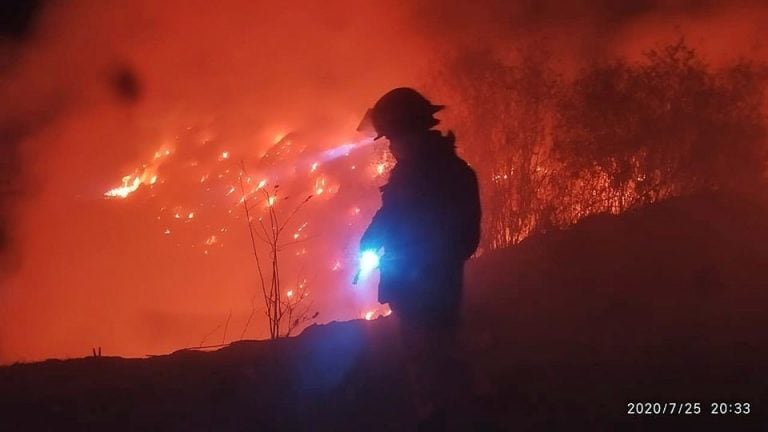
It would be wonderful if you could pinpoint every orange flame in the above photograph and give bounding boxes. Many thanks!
[104,146,173,199]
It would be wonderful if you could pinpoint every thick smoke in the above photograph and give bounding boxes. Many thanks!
[0,0,766,363]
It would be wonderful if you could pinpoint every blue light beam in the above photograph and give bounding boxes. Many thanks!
[352,249,380,285]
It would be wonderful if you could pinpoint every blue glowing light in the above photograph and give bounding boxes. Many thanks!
[352,249,381,285]
[359,250,380,277]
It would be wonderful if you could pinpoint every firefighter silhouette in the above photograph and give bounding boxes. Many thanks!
[359,88,481,429]
[360,87,481,329]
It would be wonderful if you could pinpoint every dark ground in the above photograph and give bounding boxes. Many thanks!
[2,192,768,431]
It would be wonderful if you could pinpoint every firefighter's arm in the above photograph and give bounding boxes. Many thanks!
[360,208,387,252]
[360,186,397,252]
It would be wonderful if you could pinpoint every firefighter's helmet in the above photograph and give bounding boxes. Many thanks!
[359,88,444,140]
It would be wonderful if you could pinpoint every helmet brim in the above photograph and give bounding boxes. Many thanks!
[368,104,445,141]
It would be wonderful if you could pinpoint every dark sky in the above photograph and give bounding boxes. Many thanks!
[0,0,44,40]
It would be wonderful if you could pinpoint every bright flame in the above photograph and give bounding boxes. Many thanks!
[104,146,173,199]
[273,132,287,144]
[105,175,143,199]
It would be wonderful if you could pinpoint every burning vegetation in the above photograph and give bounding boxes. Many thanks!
[439,40,767,250]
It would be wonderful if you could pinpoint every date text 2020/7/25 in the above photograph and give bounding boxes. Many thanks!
[627,402,751,415]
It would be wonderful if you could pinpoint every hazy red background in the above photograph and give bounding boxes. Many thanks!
[1,0,767,363]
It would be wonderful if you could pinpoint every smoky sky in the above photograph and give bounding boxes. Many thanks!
[0,0,46,285]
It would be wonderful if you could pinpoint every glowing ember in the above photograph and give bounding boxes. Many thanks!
[311,162,319,172]
[361,305,391,321]
[153,149,171,159]
[286,290,294,298]
[314,177,328,195]
[219,151,230,160]
[376,162,386,175]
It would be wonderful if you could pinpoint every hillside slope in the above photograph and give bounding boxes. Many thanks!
[2,193,768,431]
